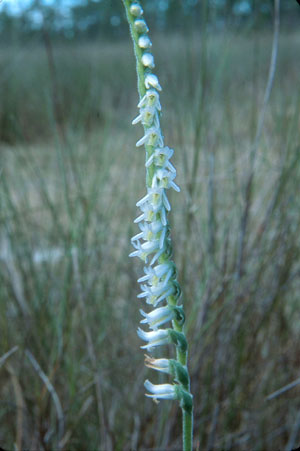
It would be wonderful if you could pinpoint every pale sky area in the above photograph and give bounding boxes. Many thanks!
[0,0,88,14]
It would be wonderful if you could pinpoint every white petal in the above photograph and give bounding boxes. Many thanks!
[131,232,143,241]
[144,355,170,373]
[146,392,176,400]
[136,193,150,207]
[160,208,167,226]
[134,213,145,223]
[159,227,166,249]
[136,134,149,147]
[132,114,142,125]
[163,192,171,211]
[145,154,154,167]
[170,181,180,192]
[145,74,162,91]
[144,380,175,395]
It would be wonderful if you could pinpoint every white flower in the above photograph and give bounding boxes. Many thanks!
[130,238,162,263]
[132,106,159,127]
[138,35,152,49]
[144,380,177,400]
[137,328,169,350]
[141,239,160,254]
[138,89,161,111]
[131,221,166,250]
[133,198,158,223]
[145,74,162,91]
[141,53,155,69]
[140,305,174,329]
[152,168,180,192]
[138,262,174,285]
[134,19,149,33]
[136,188,170,213]
[133,200,168,225]
[138,280,175,307]
[145,147,176,173]
[144,355,170,374]
[136,126,163,148]
[132,220,164,243]
[129,240,148,262]
[130,3,143,16]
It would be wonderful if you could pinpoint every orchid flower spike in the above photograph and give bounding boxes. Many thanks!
[123,1,193,449]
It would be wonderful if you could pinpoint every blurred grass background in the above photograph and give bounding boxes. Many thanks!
[1,2,300,449]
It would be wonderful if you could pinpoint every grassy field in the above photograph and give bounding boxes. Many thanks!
[1,27,300,450]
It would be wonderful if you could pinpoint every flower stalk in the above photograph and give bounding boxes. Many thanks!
[122,1,193,449]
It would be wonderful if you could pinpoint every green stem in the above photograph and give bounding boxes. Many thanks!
[183,410,193,451]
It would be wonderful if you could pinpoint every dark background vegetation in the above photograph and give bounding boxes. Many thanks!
[0,0,300,44]
[1,0,300,450]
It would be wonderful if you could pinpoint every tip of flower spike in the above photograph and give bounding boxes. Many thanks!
[130,3,143,17]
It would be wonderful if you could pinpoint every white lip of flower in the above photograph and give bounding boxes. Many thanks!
[144,380,177,400]
[137,328,170,350]
[132,106,159,127]
[138,89,161,111]
[144,355,170,374]
[140,305,174,329]
[130,3,143,16]
[136,188,170,213]
[141,53,155,69]
[134,19,149,33]
[146,147,176,173]
[136,126,163,148]
[145,74,162,91]
[138,35,152,49]
[152,168,180,192]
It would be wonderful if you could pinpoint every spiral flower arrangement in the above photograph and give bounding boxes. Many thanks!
[122,1,193,449]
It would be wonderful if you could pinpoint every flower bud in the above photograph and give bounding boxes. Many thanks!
[138,35,152,49]
[145,74,162,91]
[141,53,155,69]
[130,3,143,17]
[134,19,149,33]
